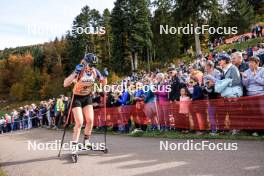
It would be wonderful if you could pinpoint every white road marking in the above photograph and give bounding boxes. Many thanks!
[243,165,260,170]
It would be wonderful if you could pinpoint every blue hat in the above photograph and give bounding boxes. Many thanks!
[218,53,230,62]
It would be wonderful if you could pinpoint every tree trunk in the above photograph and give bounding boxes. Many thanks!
[147,47,150,73]
[107,35,111,64]
[131,51,135,71]
[131,51,138,72]
[134,52,138,71]
[194,20,201,57]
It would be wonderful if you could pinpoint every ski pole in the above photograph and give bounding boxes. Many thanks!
[58,71,82,158]
[58,92,76,158]
[102,68,109,151]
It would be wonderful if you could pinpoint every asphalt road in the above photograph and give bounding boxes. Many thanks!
[0,128,263,176]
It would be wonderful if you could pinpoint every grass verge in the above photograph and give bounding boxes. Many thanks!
[215,37,263,52]
[0,167,7,176]
[127,130,264,140]
[92,128,264,140]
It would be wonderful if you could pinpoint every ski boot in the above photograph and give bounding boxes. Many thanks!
[71,141,79,163]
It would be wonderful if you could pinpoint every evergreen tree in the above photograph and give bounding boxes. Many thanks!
[174,0,217,56]
[152,0,181,62]
[224,0,256,33]
[128,0,152,71]
[111,0,152,73]
[65,5,94,75]
[99,9,113,68]
[110,0,131,74]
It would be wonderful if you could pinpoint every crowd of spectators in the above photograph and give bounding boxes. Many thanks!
[210,24,263,45]
[1,38,264,136]
[0,96,70,133]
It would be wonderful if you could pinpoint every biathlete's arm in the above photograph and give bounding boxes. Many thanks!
[64,72,77,88]
[64,64,84,88]
[93,68,107,85]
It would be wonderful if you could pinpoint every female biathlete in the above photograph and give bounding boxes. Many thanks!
[63,53,107,160]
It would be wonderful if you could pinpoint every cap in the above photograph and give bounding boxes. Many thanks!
[218,53,231,62]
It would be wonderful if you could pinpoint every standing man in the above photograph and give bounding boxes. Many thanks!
[168,66,186,101]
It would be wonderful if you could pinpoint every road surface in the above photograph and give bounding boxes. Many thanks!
[0,128,263,176]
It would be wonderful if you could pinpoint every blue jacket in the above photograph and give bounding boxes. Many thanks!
[192,85,204,101]
[143,86,155,103]
[117,91,130,105]
[242,67,264,96]
[215,78,243,98]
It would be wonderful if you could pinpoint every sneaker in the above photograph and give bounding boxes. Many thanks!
[195,131,204,135]
[231,129,240,136]
[181,130,189,134]
[210,132,218,136]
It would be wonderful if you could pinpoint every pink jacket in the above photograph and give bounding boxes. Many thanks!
[155,83,168,105]
[179,96,191,114]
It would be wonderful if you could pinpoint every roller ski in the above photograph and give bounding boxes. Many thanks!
[71,142,79,163]
[79,138,108,153]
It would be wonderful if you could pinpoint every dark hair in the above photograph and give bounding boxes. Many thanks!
[206,60,214,68]
[181,87,190,97]
[248,56,260,63]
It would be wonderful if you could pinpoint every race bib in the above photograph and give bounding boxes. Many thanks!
[73,71,95,95]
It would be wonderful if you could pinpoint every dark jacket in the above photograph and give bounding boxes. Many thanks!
[192,84,204,101]
[238,61,249,73]
[168,76,186,101]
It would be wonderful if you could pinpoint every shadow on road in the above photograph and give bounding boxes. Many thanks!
[0,156,60,167]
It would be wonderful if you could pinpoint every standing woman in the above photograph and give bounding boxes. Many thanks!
[63,53,107,153]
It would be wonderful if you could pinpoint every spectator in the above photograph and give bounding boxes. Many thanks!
[179,87,192,133]
[131,82,146,131]
[0,117,5,134]
[231,52,249,73]
[155,73,169,132]
[11,109,18,131]
[116,83,131,133]
[203,75,219,135]
[168,66,186,101]
[142,78,157,131]
[242,56,264,96]
[231,51,249,96]
[190,77,204,101]
[205,60,221,80]
[45,101,52,128]
[189,76,205,134]
[18,107,25,129]
[216,53,243,98]
[54,95,65,129]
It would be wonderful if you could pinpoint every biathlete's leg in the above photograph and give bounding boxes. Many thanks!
[71,107,84,153]
[83,105,94,147]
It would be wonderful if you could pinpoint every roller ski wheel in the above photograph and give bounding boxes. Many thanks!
[71,154,78,163]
